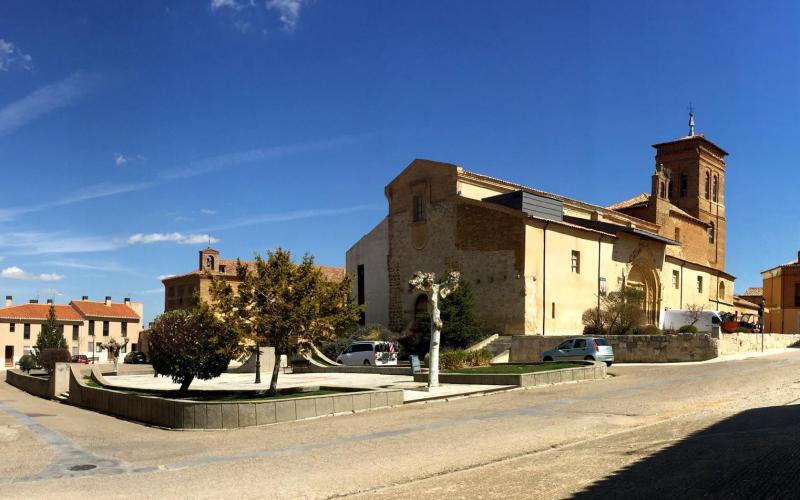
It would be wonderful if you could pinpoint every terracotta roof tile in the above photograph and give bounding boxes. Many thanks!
[69,301,140,320]
[0,304,83,322]
[607,193,649,211]
[741,287,763,297]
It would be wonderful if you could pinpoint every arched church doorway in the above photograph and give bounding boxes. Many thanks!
[627,263,660,325]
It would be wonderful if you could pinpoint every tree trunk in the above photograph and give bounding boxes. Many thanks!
[179,375,194,394]
[428,290,441,388]
[267,350,281,396]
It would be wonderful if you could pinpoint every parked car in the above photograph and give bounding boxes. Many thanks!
[659,309,722,333]
[541,337,614,367]
[124,351,147,364]
[71,354,89,364]
[336,341,398,366]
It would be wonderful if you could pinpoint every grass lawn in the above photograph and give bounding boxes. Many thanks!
[446,362,580,374]
[83,376,350,401]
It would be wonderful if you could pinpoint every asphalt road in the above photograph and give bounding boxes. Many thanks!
[2,350,800,499]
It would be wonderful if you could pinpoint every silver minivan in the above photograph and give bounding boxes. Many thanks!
[541,337,614,367]
[336,341,398,366]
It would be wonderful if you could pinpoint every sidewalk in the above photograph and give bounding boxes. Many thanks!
[614,347,799,367]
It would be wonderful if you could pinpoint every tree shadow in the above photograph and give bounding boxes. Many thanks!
[572,404,800,499]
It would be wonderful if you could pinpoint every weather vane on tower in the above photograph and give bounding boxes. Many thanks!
[688,102,695,136]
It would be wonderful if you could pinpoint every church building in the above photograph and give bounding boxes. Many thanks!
[347,117,735,335]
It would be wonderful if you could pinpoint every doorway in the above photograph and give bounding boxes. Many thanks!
[4,346,13,367]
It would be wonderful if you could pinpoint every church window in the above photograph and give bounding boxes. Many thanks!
[659,182,666,198]
[795,284,800,307]
[719,282,726,301]
[413,195,426,222]
[712,175,719,202]
[571,251,580,274]
[680,172,688,197]
[708,222,715,243]
[219,265,226,273]
[704,171,710,199]
[674,227,680,242]
[697,276,704,293]
[672,270,680,289]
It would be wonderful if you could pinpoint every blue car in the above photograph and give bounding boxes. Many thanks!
[541,337,614,367]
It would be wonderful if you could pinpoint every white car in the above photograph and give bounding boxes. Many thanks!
[336,341,398,366]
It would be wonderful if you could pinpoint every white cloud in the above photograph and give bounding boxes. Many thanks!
[0,232,123,255]
[127,233,219,246]
[44,259,130,274]
[266,0,305,31]
[0,181,153,222]
[0,39,32,72]
[0,72,102,136]
[0,266,63,281]
[211,0,241,10]
[157,274,176,281]
[38,288,64,297]
[197,205,381,233]
[115,153,128,166]
[199,208,217,215]
[0,133,370,222]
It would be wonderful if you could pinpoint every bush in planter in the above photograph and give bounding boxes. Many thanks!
[627,325,663,335]
[678,324,699,333]
[18,354,37,373]
[39,348,71,373]
[439,348,492,370]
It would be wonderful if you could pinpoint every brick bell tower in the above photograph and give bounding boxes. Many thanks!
[651,109,728,270]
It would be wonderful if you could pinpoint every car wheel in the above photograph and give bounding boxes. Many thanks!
[584,356,595,361]
[543,356,553,362]
[606,361,613,367]
[363,360,371,366]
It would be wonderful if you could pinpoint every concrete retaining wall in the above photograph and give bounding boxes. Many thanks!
[413,363,606,386]
[6,369,51,398]
[307,364,414,376]
[510,333,800,363]
[66,365,403,429]
[6,362,72,399]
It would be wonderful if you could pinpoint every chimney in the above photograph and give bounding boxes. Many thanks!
[82,295,89,301]
[4,296,11,307]
[29,299,38,304]
[105,296,112,306]
[46,299,53,304]
[124,297,131,306]
[797,250,800,263]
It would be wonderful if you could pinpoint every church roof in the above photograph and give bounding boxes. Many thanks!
[652,134,729,156]
[740,287,763,297]
[607,193,709,226]
[163,260,345,283]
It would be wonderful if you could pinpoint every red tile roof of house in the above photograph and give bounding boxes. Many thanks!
[0,304,83,322]
[69,301,141,320]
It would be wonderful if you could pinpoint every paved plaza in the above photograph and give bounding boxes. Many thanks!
[2,349,800,498]
[106,371,510,402]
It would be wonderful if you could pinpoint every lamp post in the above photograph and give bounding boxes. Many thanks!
[254,341,261,384]
[760,298,766,352]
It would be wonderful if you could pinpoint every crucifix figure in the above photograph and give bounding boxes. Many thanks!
[100,338,129,373]
[409,271,460,388]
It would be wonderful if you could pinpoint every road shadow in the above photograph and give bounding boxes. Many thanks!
[572,404,800,499]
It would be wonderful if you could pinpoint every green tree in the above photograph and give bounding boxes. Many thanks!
[34,305,67,371]
[208,248,361,396]
[148,304,241,393]
[439,279,487,349]
[581,287,646,336]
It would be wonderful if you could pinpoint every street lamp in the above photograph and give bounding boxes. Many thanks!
[760,298,766,352]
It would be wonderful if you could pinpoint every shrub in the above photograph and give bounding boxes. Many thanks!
[627,325,663,336]
[149,305,240,393]
[39,348,70,373]
[439,348,492,370]
[18,354,37,373]
[583,323,605,336]
[439,280,488,349]
[678,324,699,333]
[581,288,646,336]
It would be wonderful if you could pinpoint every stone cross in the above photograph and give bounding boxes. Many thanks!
[409,271,460,388]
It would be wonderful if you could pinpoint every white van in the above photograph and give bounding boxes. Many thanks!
[659,309,722,333]
[336,341,398,366]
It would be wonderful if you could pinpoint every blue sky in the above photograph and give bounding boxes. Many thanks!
[0,1,798,322]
